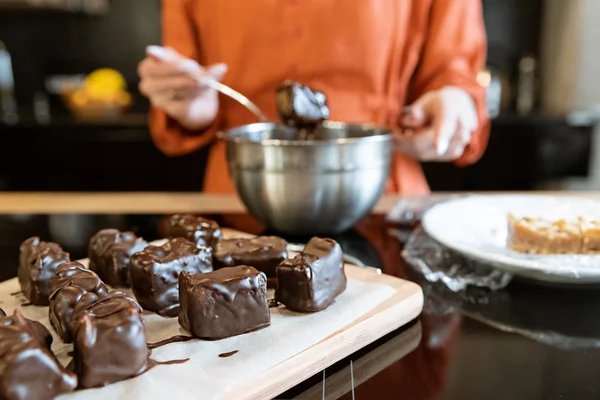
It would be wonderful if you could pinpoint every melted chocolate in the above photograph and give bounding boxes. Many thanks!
[218,350,239,358]
[147,335,195,350]
[48,262,109,343]
[18,237,70,306]
[179,266,271,340]
[70,292,148,389]
[145,358,190,371]
[167,214,223,249]
[275,237,347,312]
[276,80,329,132]
[130,238,213,317]
[88,229,148,288]
[213,236,287,286]
[0,310,77,400]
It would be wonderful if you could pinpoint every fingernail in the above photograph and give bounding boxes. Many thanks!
[146,45,168,60]
[209,63,228,79]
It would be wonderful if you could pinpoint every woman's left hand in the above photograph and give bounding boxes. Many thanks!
[395,87,478,161]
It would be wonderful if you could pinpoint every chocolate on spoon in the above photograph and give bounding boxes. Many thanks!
[276,80,330,137]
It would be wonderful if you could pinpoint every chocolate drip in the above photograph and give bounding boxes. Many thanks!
[147,335,195,350]
[218,350,239,358]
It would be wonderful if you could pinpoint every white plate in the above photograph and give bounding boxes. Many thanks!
[422,195,600,284]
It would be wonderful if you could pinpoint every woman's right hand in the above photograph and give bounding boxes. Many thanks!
[138,46,228,130]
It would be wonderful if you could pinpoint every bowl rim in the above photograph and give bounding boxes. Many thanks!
[217,121,394,146]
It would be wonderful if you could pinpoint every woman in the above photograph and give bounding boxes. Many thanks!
[138,0,489,195]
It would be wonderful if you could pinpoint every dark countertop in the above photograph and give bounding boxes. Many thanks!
[1,211,599,399]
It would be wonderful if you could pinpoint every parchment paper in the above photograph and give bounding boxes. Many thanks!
[0,269,394,399]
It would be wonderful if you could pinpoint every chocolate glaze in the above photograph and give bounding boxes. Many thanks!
[88,229,148,288]
[167,214,223,249]
[146,358,190,369]
[147,335,195,350]
[179,266,271,340]
[48,262,109,343]
[0,308,4,317]
[213,236,287,286]
[0,310,77,400]
[18,237,70,306]
[70,292,148,389]
[275,237,347,312]
[218,350,239,358]
[130,238,213,317]
[0,309,53,349]
[276,80,329,131]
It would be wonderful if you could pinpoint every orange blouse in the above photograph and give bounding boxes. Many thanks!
[150,0,489,195]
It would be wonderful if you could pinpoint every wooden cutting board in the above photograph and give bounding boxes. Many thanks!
[216,229,424,399]
[0,230,423,400]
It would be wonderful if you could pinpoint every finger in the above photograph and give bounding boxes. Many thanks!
[432,107,458,156]
[439,130,468,160]
[139,75,198,97]
[400,105,427,129]
[394,129,438,160]
[139,57,198,79]
[146,45,178,63]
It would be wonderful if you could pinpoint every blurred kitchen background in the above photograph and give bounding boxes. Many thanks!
[0,0,598,192]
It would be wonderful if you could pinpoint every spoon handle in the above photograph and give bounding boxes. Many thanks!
[193,73,270,122]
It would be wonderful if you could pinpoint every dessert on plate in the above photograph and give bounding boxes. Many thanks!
[507,214,600,255]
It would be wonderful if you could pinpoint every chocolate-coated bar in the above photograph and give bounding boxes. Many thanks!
[0,310,77,400]
[48,262,109,342]
[18,237,70,305]
[0,309,53,349]
[130,238,213,317]
[88,229,148,287]
[70,292,148,389]
[213,236,287,286]
[275,237,346,312]
[167,214,223,249]
[179,266,270,339]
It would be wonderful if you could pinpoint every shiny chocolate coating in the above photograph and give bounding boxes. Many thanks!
[18,237,70,305]
[0,310,77,400]
[179,266,270,339]
[213,236,287,285]
[0,309,53,349]
[88,229,147,287]
[130,238,213,317]
[48,262,109,342]
[276,80,329,131]
[275,237,347,312]
[167,214,223,249]
[70,292,148,389]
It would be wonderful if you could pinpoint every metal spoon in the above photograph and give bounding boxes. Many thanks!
[193,74,270,122]
[146,45,270,122]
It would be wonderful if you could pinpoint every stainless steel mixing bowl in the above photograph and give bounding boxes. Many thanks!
[219,121,393,235]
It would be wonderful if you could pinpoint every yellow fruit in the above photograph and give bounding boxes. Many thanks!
[85,68,126,93]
